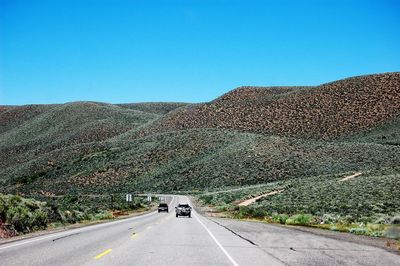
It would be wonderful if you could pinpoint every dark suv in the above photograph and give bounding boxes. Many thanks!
[158,203,169,213]
[175,204,191,218]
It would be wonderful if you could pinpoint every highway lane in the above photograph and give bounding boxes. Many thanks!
[88,196,280,266]
[0,195,278,265]
[0,195,398,266]
[0,196,177,266]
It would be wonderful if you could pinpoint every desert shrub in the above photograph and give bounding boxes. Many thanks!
[366,223,385,232]
[0,194,48,233]
[45,201,63,223]
[235,206,268,218]
[390,216,400,224]
[321,213,341,224]
[29,209,48,231]
[329,225,339,231]
[215,204,228,212]
[6,205,30,232]
[236,206,251,219]
[199,195,214,205]
[372,215,392,224]
[251,208,268,218]
[369,231,384,237]
[342,215,356,224]
[7,195,22,206]
[94,211,113,220]
[74,210,87,221]
[365,223,386,237]
[285,214,312,225]
[60,209,99,224]
[272,213,289,224]
[0,196,5,221]
[348,227,368,235]
[60,210,81,224]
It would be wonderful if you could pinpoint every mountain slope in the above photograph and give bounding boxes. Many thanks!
[0,72,399,197]
[0,104,56,134]
[117,102,188,114]
[0,102,183,171]
[2,128,399,195]
[141,72,400,139]
[340,117,400,145]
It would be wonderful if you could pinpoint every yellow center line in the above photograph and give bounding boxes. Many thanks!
[94,248,112,260]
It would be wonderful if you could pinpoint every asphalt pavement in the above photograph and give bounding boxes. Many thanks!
[0,195,398,266]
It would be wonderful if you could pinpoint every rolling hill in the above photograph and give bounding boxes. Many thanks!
[0,72,399,224]
[141,72,400,140]
[0,102,157,170]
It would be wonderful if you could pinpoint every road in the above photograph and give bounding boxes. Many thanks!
[0,195,398,266]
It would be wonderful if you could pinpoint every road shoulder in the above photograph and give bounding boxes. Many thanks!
[0,207,156,246]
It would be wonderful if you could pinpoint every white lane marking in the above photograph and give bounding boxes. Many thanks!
[168,195,176,209]
[189,198,239,266]
[0,195,175,251]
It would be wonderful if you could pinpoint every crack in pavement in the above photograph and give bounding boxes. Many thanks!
[208,218,258,246]
[261,246,385,252]
[208,218,292,265]
[52,232,81,242]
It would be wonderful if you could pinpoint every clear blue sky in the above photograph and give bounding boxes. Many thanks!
[1,0,399,105]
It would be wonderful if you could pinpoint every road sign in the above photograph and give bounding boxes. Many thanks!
[126,194,132,202]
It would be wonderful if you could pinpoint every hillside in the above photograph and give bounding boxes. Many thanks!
[2,128,400,194]
[0,102,184,173]
[0,73,399,226]
[340,117,400,145]
[198,172,400,222]
[117,102,188,114]
[141,72,400,139]
[0,104,56,134]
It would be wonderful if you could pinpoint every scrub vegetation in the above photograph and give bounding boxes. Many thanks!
[196,173,400,239]
[0,194,48,237]
[0,193,155,237]
[141,72,400,139]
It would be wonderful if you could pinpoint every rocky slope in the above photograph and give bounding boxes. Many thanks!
[142,73,400,139]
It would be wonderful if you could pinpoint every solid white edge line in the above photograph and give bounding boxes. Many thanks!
[185,194,239,266]
[194,213,239,266]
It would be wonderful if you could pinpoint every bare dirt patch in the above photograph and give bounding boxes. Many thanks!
[339,172,362,182]
[238,189,285,206]
[0,224,15,238]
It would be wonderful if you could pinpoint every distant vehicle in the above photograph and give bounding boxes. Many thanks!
[175,203,192,218]
[158,203,169,213]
